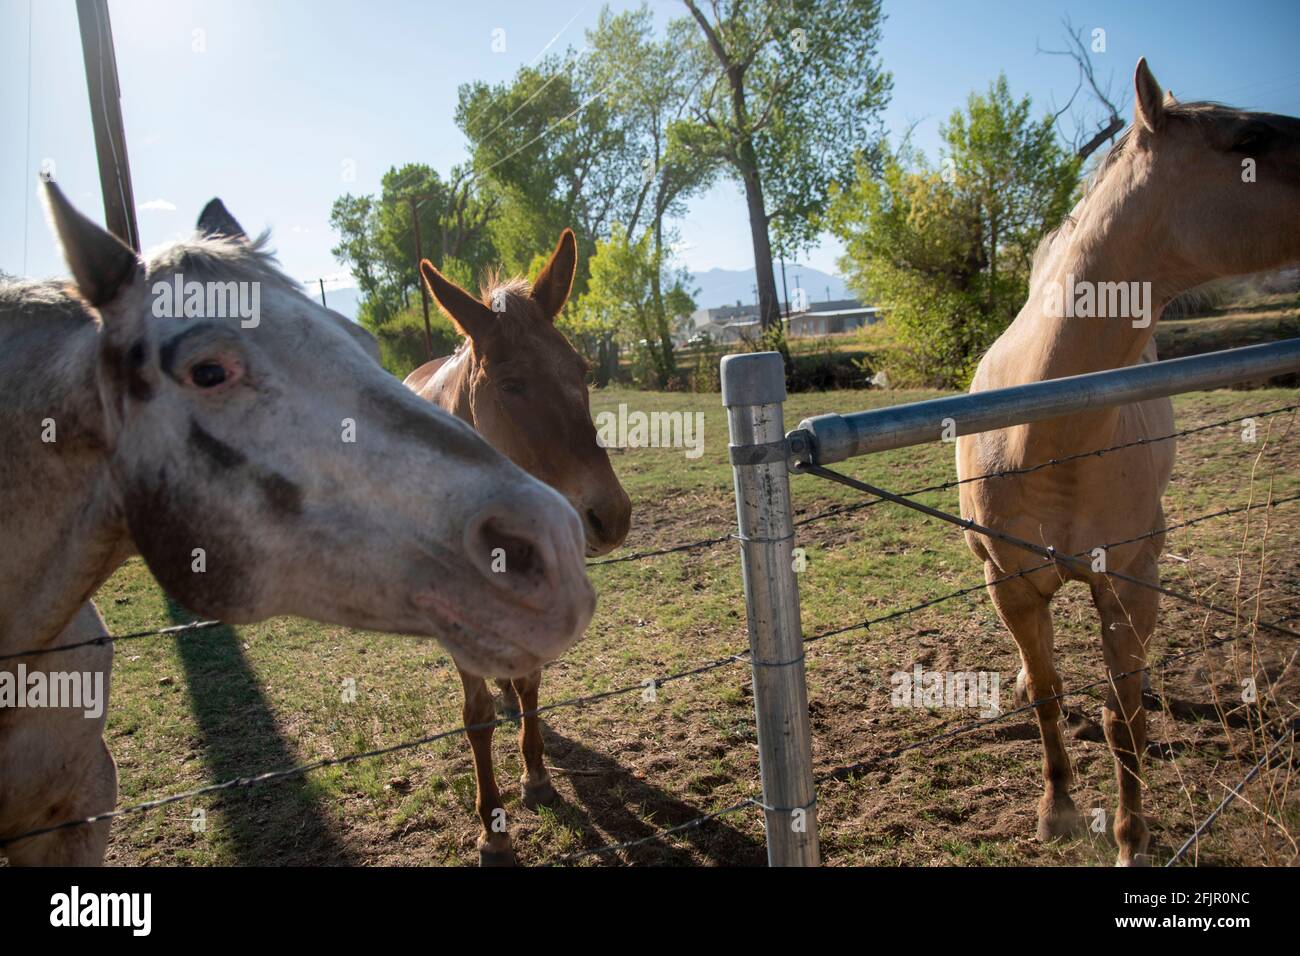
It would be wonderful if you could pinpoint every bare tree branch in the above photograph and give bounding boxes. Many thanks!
[1037,15,1128,159]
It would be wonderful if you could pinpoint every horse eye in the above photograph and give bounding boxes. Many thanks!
[1231,127,1271,153]
[190,362,228,388]
[499,379,526,395]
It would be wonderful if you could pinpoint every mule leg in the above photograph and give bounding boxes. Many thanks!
[457,668,514,866]
[513,669,555,808]
[986,565,1079,840]
[1090,571,1156,867]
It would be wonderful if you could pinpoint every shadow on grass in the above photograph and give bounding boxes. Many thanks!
[536,725,767,866]
[165,599,357,865]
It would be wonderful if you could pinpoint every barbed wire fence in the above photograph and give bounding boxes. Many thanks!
[2,399,1295,865]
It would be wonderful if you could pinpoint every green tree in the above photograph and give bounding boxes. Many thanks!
[586,6,716,383]
[676,0,892,332]
[330,162,497,330]
[568,224,695,388]
[456,53,636,287]
[829,74,1080,388]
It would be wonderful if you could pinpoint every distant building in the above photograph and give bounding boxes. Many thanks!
[682,296,880,345]
[786,301,881,337]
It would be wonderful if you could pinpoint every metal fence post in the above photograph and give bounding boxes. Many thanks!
[721,351,820,866]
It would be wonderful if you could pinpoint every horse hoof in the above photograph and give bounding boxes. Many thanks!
[1063,709,1106,742]
[1014,670,1029,708]
[478,846,517,867]
[1036,803,1082,842]
[522,779,558,809]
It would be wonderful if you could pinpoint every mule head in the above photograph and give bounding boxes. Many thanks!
[1119,57,1300,280]
[42,182,594,679]
[419,230,631,556]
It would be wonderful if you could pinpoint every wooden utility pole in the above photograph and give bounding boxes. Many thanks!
[408,195,433,361]
[76,0,139,252]
[779,255,791,320]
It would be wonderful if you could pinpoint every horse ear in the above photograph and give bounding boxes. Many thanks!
[530,228,577,321]
[43,179,158,411]
[420,259,494,341]
[42,179,144,313]
[1134,57,1165,134]
[197,198,248,242]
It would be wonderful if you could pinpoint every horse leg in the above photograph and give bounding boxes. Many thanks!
[4,736,116,866]
[1090,571,1156,866]
[3,605,117,866]
[495,678,521,719]
[457,668,514,867]
[987,565,1079,840]
[513,669,556,808]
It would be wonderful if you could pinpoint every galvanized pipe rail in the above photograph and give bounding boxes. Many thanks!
[790,337,1300,466]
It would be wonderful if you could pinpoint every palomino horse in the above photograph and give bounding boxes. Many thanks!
[0,184,595,865]
[406,230,631,865]
[958,59,1300,865]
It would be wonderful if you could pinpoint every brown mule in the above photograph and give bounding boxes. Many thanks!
[406,230,632,865]
[958,59,1300,865]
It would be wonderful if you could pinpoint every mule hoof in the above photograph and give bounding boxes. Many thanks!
[478,846,517,867]
[522,779,558,809]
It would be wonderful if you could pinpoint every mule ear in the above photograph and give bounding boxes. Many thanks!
[1134,57,1165,134]
[197,198,248,242]
[42,179,143,309]
[530,228,577,320]
[420,259,494,340]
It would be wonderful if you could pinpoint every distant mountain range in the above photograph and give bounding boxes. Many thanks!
[317,263,853,322]
[316,284,362,321]
[689,264,850,310]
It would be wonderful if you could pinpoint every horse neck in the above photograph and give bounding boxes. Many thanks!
[1008,162,1206,383]
[980,162,1214,459]
[0,306,131,651]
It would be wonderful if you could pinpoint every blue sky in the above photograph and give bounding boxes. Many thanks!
[4,0,1300,292]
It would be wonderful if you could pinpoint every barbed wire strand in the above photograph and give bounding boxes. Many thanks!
[1165,718,1299,867]
[0,648,751,849]
[815,624,1277,786]
[0,618,223,665]
[587,404,1297,569]
[797,463,1300,641]
[804,493,1299,647]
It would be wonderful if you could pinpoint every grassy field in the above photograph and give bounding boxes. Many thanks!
[86,381,1300,867]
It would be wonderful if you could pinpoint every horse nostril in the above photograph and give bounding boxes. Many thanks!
[479,518,544,583]
[586,508,605,538]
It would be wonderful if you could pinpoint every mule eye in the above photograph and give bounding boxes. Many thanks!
[189,362,227,388]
